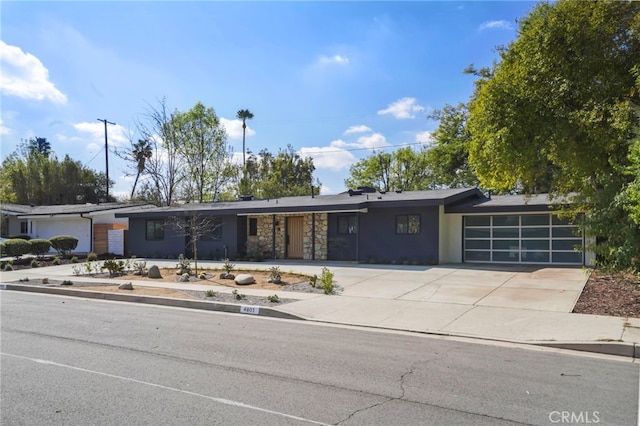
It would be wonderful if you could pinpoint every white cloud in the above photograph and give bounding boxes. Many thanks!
[0,41,67,104]
[479,20,514,31]
[319,184,334,195]
[344,125,372,135]
[377,97,426,119]
[221,117,255,140]
[298,141,357,171]
[0,119,10,135]
[318,54,349,65]
[73,121,129,148]
[415,130,433,144]
[356,133,389,149]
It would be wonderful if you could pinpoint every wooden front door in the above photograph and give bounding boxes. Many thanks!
[286,216,304,258]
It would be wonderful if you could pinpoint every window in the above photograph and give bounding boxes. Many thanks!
[396,215,420,234]
[249,218,258,236]
[146,219,164,240]
[20,221,28,234]
[338,215,358,234]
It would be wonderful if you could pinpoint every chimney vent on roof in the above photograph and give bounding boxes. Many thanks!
[240,195,253,201]
[348,189,363,196]
[356,186,376,193]
[395,190,403,194]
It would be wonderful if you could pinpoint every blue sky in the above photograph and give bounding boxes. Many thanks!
[0,1,536,200]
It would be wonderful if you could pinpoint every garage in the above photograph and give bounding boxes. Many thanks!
[463,213,583,265]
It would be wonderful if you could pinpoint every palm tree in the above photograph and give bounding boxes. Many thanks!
[130,139,152,200]
[236,109,254,167]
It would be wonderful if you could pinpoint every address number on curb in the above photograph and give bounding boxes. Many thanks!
[240,305,260,315]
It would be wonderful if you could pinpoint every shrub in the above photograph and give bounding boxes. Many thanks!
[52,257,60,265]
[223,258,235,275]
[49,235,78,257]
[28,239,51,259]
[102,259,125,277]
[30,259,38,268]
[87,252,98,261]
[320,267,335,294]
[0,242,4,257]
[71,256,79,263]
[269,266,282,283]
[267,294,280,303]
[205,289,216,297]
[132,260,147,276]
[176,254,191,275]
[309,274,318,288]
[232,289,245,300]
[198,272,207,279]
[4,239,32,259]
[61,280,73,286]
[4,264,13,271]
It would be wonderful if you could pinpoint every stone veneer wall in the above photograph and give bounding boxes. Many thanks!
[247,213,327,260]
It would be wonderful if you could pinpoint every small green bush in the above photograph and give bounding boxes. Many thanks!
[61,280,73,286]
[103,259,125,277]
[4,239,32,259]
[309,274,318,288]
[49,235,78,256]
[205,289,216,297]
[0,242,4,257]
[223,258,235,274]
[232,289,245,300]
[267,294,280,303]
[52,257,60,265]
[87,252,98,261]
[268,266,282,283]
[30,259,39,268]
[4,264,13,271]
[320,267,335,294]
[29,239,51,259]
[71,256,79,263]
[198,272,207,279]
[176,254,191,275]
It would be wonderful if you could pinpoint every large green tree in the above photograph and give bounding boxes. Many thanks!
[174,102,234,203]
[467,0,640,269]
[425,103,479,188]
[345,147,434,192]
[241,145,318,198]
[0,141,113,204]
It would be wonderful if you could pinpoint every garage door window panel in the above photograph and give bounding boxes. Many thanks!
[493,227,518,238]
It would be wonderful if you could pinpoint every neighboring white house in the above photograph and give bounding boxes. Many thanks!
[1,203,156,254]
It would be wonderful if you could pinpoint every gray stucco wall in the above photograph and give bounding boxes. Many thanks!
[328,206,440,264]
[127,215,239,259]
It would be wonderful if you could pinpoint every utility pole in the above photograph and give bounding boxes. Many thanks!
[97,118,115,201]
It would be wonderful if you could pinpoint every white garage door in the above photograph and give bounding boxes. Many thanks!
[463,214,583,265]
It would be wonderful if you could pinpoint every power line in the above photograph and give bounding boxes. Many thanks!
[299,141,427,155]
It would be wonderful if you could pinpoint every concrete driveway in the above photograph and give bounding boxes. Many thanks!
[336,264,588,313]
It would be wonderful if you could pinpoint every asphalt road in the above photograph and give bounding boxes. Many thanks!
[1,291,637,425]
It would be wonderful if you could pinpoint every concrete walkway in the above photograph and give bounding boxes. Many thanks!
[2,259,639,357]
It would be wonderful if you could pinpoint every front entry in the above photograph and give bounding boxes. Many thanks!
[286,216,304,258]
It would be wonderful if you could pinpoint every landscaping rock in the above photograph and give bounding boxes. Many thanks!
[235,274,255,285]
[118,282,134,290]
[179,274,190,282]
[148,265,162,279]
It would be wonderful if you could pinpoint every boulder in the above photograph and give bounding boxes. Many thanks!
[118,282,134,290]
[148,265,162,279]
[235,274,255,285]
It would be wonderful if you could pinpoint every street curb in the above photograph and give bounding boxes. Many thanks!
[3,284,637,359]
[0,284,303,321]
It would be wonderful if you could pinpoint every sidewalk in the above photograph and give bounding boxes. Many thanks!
[2,260,638,358]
